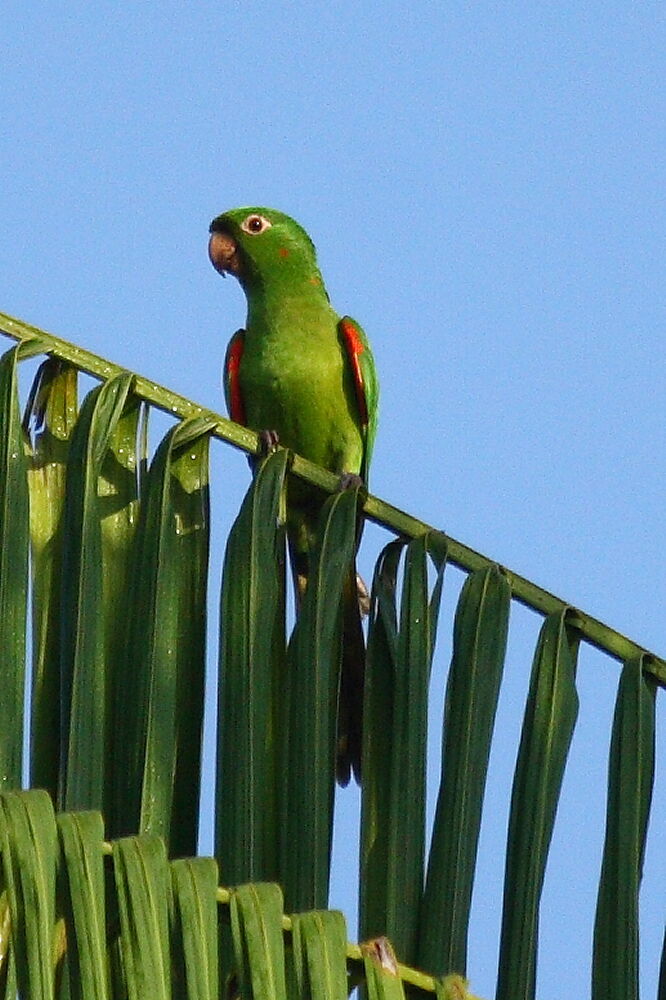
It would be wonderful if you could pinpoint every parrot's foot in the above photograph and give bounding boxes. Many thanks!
[337,471,364,491]
[356,573,370,617]
[295,572,307,603]
[258,429,280,454]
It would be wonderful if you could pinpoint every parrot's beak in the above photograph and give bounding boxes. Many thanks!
[208,219,241,277]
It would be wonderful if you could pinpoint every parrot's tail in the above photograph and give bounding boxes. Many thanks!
[287,519,367,786]
[336,566,366,786]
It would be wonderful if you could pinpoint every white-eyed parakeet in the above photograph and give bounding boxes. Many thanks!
[208,207,379,783]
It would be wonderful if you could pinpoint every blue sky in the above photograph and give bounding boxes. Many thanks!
[2,2,664,995]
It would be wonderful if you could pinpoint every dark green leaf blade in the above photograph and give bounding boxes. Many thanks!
[166,422,213,856]
[288,909,349,1000]
[57,810,110,1000]
[0,342,41,790]
[360,533,446,965]
[60,373,136,814]
[496,610,579,1000]
[280,487,360,912]
[592,656,655,1000]
[216,450,288,885]
[0,789,58,1000]
[359,539,402,945]
[361,937,405,1000]
[0,885,16,999]
[131,416,215,854]
[112,835,171,1000]
[26,359,79,798]
[171,857,219,1000]
[100,395,142,836]
[229,883,287,1000]
[658,926,666,1000]
[419,564,510,976]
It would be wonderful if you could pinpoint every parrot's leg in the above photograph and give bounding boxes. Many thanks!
[247,429,281,473]
[335,472,369,616]
[338,566,365,785]
[258,429,281,453]
[356,573,370,617]
[337,471,364,491]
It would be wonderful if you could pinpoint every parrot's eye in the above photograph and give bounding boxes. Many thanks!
[241,214,272,235]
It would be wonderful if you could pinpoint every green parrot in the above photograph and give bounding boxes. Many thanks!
[208,206,379,784]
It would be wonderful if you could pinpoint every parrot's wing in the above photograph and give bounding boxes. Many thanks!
[223,328,247,425]
[339,316,379,484]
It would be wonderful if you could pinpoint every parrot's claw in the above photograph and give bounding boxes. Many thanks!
[337,471,364,491]
[258,429,280,454]
[356,573,371,617]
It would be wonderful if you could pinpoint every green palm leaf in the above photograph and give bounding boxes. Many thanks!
[280,486,361,912]
[360,532,446,964]
[0,316,663,998]
[288,909,349,1000]
[60,373,137,813]
[0,340,47,790]
[112,834,172,1000]
[129,415,214,853]
[496,609,579,1000]
[171,857,219,1000]
[0,789,57,999]
[217,450,288,886]
[26,359,79,797]
[420,564,511,976]
[57,810,110,1000]
[592,656,655,1000]
[230,882,288,1000]
[362,937,405,1000]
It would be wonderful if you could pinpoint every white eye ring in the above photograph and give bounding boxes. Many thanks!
[241,214,272,235]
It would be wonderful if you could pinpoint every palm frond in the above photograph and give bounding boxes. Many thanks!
[495,610,579,999]
[0,311,663,998]
[217,449,288,886]
[0,340,45,791]
[592,656,655,1000]
[360,533,446,964]
[281,486,361,912]
[27,359,79,797]
[420,564,511,976]
[0,791,485,1000]
[131,415,214,855]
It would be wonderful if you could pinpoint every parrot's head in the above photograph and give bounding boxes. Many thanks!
[208,207,325,294]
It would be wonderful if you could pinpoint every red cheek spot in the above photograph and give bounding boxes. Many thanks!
[278,247,289,258]
[309,276,320,285]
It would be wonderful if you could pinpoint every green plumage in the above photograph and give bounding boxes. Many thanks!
[209,206,379,782]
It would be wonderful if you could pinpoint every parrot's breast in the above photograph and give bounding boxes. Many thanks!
[240,310,364,476]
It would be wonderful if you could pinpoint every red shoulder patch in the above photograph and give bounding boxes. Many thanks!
[340,318,369,426]
[226,334,246,425]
